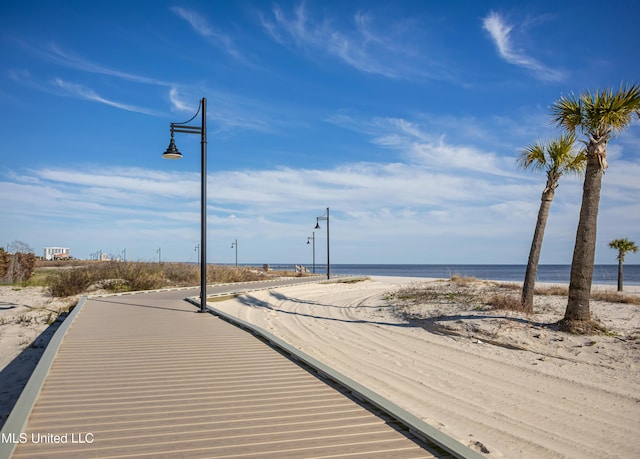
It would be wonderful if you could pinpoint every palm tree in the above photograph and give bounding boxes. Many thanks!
[608,238,638,292]
[551,84,640,329]
[518,133,584,313]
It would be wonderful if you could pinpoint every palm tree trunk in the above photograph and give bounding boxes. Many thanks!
[617,259,624,292]
[522,190,554,313]
[565,146,605,322]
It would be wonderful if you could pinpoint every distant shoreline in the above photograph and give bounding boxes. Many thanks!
[249,263,640,286]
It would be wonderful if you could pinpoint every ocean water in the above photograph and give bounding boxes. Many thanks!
[288,264,640,286]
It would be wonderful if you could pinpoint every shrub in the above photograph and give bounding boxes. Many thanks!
[392,281,481,307]
[114,262,165,291]
[207,265,267,283]
[16,252,36,282]
[162,262,200,284]
[0,251,36,284]
[450,273,478,287]
[0,248,9,279]
[487,293,529,312]
[591,291,640,305]
[45,261,271,297]
[534,285,568,296]
[47,267,94,297]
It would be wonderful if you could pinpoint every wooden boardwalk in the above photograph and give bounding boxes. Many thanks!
[3,288,457,458]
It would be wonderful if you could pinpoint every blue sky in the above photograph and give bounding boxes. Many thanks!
[1,0,639,265]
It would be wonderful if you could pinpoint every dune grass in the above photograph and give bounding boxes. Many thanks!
[44,261,272,297]
[392,275,640,315]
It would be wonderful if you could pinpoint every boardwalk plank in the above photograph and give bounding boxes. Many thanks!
[10,291,439,458]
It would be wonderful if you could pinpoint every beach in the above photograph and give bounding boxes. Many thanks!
[0,286,74,429]
[1,277,639,458]
[212,276,640,458]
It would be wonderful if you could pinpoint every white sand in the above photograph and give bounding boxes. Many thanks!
[2,279,639,458]
[0,286,74,428]
[212,276,640,459]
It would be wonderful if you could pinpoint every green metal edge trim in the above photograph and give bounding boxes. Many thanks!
[194,298,485,459]
[0,296,88,459]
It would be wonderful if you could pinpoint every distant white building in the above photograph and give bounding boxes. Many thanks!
[43,247,70,260]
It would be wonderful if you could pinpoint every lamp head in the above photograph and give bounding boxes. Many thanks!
[307,240,310,245]
[162,136,182,160]
[314,222,321,229]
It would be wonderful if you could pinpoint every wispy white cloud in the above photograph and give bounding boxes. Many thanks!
[5,128,639,264]
[19,40,275,125]
[263,2,398,76]
[0,135,580,262]
[4,159,530,231]
[482,11,565,81]
[30,42,171,87]
[171,7,244,61]
[167,86,275,133]
[171,7,216,36]
[168,86,193,112]
[260,2,448,80]
[328,114,519,177]
[12,41,172,114]
[51,79,160,115]
[32,167,197,200]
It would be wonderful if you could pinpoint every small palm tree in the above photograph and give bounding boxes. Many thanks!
[608,238,638,291]
[518,133,584,312]
[551,83,640,330]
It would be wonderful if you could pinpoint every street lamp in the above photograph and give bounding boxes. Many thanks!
[314,207,330,279]
[306,232,315,274]
[231,239,238,268]
[163,97,208,313]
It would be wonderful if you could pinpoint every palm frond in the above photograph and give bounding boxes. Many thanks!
[607,83,640,135]
[517,142,547,172]
[550,93,582,132]
[549,132,584,175]
[518,132,583,176]
[562,150,587,175]
[609,238,639,252]
[609,238,639,261]
[572,83,640,139]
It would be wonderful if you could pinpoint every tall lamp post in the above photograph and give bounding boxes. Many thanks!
[314,207,330,279]
[306,232,315,274]
[162,97,208,313]
[231,239,238,268]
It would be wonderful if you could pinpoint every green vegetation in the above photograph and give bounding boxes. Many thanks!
[390,274,640,323]
[552,84,640,328]
[390,278,483,309]
[329,277,370,284]
[23,268,54,287]
[44,261,272,297]
[608,238,638,292]
[517,132,585,313]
